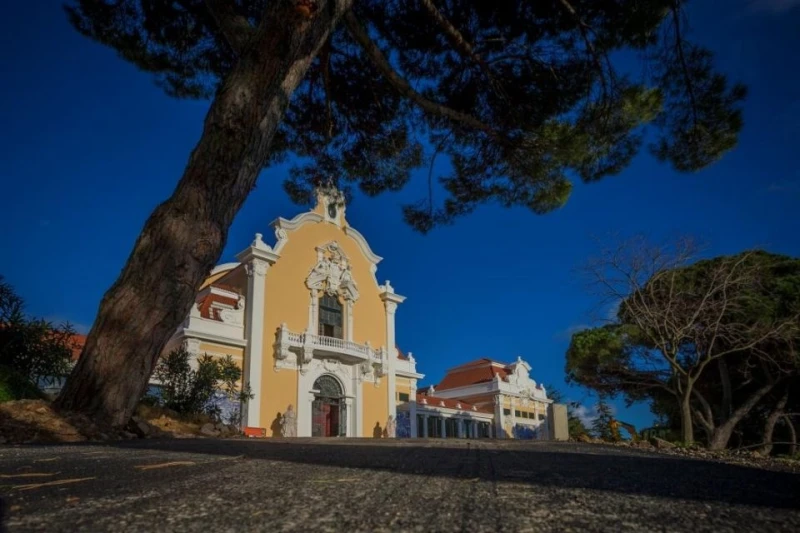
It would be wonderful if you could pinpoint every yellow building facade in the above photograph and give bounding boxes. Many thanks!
[165,186,558,440]
[166,186,422,437]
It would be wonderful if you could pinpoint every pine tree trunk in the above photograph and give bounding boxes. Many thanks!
[784,415,797,456]
[759,389,789,456]
[679,392,694,444]
[707,379,778,451]
[55,0,353,427]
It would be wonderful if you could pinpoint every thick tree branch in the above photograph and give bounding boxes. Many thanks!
[204,0,255,55]
[669,2,699,131]
[718,358,732,419]
[419,0,505,98]
[691,387,714,432]
[320,37,334,138]
[784,414,797,455]
[343,11,495,135]
[557,0,610,98]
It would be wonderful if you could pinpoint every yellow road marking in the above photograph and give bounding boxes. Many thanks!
[134,461,196,471]
[0,472,60,479]
[14,477,96,491]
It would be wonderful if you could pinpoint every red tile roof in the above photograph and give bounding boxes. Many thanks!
[69,333,87,361]
[0,323,88,361]
[436,359,510,391]
[198,287,242,321]
[212,283,241,293]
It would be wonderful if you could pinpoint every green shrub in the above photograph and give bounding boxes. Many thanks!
[152,347,249,419]
[0,276,74,387]
[0,365,46,403]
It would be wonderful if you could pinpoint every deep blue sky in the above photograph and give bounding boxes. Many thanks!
[1,1,798,429]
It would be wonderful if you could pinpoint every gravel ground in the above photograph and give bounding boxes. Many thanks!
[1,438,798,532]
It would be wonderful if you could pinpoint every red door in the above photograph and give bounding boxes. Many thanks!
[329,404,339,437]
[312,398,341,437]
[321,404,332,436]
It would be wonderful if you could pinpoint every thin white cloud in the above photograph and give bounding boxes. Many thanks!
[555,323,591,341]
[749,0,800,12]
[604,300,621,322]
[570,402,616,428]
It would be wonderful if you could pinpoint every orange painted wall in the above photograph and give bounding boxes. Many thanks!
[198,342,243,360]
[395,376,413,405]
[264,368,298,436]
[362,379,388,437]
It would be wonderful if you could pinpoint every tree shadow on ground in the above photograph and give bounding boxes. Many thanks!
[97,438,800,510]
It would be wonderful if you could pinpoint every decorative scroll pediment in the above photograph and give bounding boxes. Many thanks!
[305,241,359,301]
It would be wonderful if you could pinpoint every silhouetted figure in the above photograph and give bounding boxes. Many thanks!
[270,412,283,437]
[373,422,382,438]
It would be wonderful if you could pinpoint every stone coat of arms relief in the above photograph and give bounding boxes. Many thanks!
[305,242,359,302]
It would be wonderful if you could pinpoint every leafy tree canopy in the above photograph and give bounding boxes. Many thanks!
[567,248,800,446]
[66,0,745,232]
[0,276,75,388]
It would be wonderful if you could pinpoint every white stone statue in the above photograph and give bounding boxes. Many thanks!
[385,415,396,438]
[326,259,343,295]
[306,259,329,290]
[281,404,297,437]
[340,262,359,301]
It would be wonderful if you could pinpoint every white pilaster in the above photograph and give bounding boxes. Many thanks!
[409,383,418,437]
[182,337,201,371]
[494,396,505,439]
[236,233,279,429]
[307,288,318,334]
[440,417,447,439]
[509,397,517,439]
[345,300,354,341]
[379,281,405,431]
[354,367,364,437]
[345,396,355,437]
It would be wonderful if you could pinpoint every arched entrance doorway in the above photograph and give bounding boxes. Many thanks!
[311,375,346,437]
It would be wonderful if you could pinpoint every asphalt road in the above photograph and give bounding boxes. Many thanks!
[1,438,798,532]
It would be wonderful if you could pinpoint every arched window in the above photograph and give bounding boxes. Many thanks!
[314,375,343,399]
[318,293,343,339]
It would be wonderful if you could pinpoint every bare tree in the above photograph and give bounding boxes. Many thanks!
[757,387,790,456]
[584,237,796,446]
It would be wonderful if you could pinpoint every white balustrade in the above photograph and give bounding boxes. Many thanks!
[278,328,379,362]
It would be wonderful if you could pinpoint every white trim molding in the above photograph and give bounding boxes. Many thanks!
[343,226,383,265]
[209,262,240,277]
[380,281,405,434]
[296,358,357,437]
[271,212,324,232]
[178,328,248,348]
[236,233,281,429]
